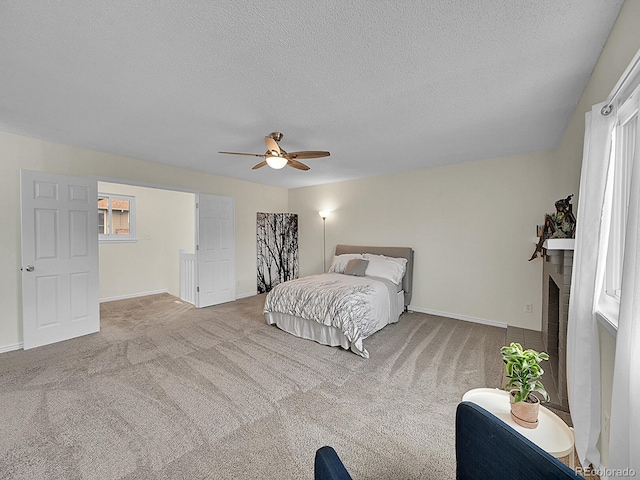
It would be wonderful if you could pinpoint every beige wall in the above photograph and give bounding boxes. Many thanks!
[290,151,562,329]
[98,182,195,301]
[0,131,288,349]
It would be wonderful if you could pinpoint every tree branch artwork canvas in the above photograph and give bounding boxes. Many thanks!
[257,212,299,293]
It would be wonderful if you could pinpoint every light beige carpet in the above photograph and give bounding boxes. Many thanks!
[0,293,506,479]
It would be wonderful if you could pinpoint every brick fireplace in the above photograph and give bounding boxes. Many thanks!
[540,239,574,409]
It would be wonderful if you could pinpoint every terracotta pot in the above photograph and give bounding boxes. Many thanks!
[509,389,540,429]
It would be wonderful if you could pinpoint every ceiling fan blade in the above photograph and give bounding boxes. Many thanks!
[288,159,310,171]
[252,160,268,170]
[219,151,266,158]
[288,151,330,159]
[264,136,281,155]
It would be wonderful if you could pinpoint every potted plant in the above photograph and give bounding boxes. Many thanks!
[500,342,550,429]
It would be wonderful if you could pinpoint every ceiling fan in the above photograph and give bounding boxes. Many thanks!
[219,132,330,171]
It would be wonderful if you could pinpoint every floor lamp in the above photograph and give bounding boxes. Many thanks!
[319,211,328,272]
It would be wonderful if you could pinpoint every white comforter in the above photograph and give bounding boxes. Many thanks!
[263,273,400,358]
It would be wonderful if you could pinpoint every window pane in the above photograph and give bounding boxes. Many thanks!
[606,110,637,298]
[98,193,135,241]
[98,196,108,235]
[112,199,130,234]
[98,210,106,234]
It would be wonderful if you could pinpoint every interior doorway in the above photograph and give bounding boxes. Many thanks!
[98,181,196,304]
[21,172,235,350]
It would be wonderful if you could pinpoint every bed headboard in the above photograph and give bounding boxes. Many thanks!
[334,244,414,307]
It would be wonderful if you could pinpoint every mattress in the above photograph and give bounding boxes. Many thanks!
[263,273,405,358]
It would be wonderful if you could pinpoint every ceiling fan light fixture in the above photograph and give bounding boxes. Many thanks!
[219,132,329,171]
[266,155,288,169]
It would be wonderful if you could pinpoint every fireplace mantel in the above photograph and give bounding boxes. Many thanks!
[542,238,575,250]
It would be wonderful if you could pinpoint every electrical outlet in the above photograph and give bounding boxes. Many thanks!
[524,303,533,313]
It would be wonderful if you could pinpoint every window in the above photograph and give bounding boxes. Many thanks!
[606,104,636,299]
[98,194,137,242]
[597,85,640,331]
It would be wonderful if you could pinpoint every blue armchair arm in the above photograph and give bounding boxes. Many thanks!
[314,445,353,480]
[456,401,584,479]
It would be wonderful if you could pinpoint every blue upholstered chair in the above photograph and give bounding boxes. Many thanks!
[314,401,584,480]
[314,446,352,480]
[455,401,583,479]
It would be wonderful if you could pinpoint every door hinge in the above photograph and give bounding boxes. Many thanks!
[196,202,199,208]
[196,245,199,251]
[197,286,200,292]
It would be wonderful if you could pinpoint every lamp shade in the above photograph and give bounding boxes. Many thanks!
[266,155,288,169]
[319,211,329,219]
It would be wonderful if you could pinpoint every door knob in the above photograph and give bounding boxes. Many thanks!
[23,265,35,272]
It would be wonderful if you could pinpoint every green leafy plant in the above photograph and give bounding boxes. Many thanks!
[501,342,550,404]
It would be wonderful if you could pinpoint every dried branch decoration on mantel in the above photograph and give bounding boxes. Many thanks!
[529,194,576,261]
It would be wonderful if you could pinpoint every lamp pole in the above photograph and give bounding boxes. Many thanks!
[319,211,328,272]
[322,216,326,272]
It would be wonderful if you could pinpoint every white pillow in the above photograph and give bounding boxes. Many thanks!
[363,254,406,285]
[328,254,364,273]
[363,254,408,271]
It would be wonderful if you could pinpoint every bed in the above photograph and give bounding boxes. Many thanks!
[263,244,414,358]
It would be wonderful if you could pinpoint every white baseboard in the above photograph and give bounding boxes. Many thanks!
[0,342,23,353]
[236,290,258,299]
[408,306,507,329]
[100,289,168,303]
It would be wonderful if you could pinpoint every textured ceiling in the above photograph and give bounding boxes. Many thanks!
[0,1,624,188]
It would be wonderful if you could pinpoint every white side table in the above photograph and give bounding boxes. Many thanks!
[462,388,575,469]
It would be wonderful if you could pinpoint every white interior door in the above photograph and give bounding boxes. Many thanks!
[196,194,235,307]
[20,170,99,349]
